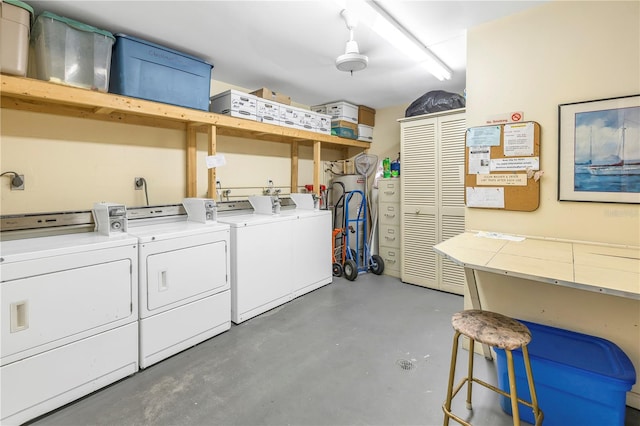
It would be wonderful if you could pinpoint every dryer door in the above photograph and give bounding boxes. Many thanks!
[1,258,134,363]
[146,240,228,313]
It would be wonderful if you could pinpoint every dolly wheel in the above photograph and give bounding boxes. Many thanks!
[370,255,385,275]
[332,262,343,277]
[344,259,358,281]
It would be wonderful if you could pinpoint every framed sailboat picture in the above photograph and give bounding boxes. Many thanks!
[559,94,640,203]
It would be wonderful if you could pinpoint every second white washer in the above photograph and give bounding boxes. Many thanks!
[281,193,332,298]
[217,204,295,324]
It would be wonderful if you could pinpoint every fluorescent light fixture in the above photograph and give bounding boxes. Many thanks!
[344,0,453,81]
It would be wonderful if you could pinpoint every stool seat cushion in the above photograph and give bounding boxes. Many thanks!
[452,310,531,350]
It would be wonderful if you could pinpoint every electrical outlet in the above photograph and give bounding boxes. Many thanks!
[134,177,144,190]
[10,174,24,191]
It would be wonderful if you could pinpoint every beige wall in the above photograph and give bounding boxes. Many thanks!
[466,0,640,407]
[466,0,640,247]
[0,72,409,215]
[0,81,345,214]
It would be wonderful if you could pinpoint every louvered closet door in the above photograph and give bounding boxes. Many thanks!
[438,113,466,295]
[401,117,438,288]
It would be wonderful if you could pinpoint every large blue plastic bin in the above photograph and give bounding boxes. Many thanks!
[109,34,212,110]
[495,320,635,426]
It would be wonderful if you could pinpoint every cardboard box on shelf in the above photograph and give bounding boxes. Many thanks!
[210,89,257,120]
[311,104,327,114]
[325,101,358,123]
[358,105,376,126]
[331,119,357,132]
[256,99,280,125]
[316,113,331,135]
[250,87,291,105]
[279,105,305,129]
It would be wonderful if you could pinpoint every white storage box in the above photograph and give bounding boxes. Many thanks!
[31,11,115,91]
[311,104,327,114]
[358,124,373,142]
[210,89,257,120]
[280,105,305,130]
[315,112,332,135]
[1,0,33,76]
[298,109,316,132]
[324,101,358,123]
[256,99,280,125]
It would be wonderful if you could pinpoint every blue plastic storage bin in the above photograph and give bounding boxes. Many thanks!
[495,320,635,426]
[109,34,212,110]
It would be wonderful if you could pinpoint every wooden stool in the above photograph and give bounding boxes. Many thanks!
[442,310,543,426]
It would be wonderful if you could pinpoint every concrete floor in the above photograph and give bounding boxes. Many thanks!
[29,273,639,426]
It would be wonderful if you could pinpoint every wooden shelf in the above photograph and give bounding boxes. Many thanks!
[0,75,369,198]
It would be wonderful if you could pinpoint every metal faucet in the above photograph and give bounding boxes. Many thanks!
[272,188,281,214]
[216,180,222,201]
[263,179,274,196]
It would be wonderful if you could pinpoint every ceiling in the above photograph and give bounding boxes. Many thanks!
[25,0,547,110]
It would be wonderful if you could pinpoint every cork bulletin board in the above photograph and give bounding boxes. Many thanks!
[464,121,541,211]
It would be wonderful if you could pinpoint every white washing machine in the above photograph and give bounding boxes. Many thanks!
[282,193,332,298]
[0,232,139,425]
[127,206,231,369]
[217,199,295,324]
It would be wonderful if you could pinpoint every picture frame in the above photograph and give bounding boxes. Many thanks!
[558,94,640,203]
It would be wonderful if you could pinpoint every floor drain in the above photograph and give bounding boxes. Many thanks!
[397,359,415,370]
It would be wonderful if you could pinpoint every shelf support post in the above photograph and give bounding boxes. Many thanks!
[186,126,197,197]
[207,125,217,199]
[313,140,322,196]
[291,141,299,193]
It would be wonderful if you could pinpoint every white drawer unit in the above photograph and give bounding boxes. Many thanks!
[377,178,401,278]
[127,218,231,369]
[0,232,139,425]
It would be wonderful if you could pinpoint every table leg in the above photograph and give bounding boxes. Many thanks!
[464,267,493,359]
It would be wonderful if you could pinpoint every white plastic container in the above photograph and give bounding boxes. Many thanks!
[358,124,373,142]
[31,11,115,91]
[210,89,257,120]
[0,0,33,76]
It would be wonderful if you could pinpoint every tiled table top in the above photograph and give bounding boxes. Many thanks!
[434,232,640,300]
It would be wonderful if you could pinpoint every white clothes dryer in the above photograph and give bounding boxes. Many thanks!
[0,232,139,425]
[127,212,231,369]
